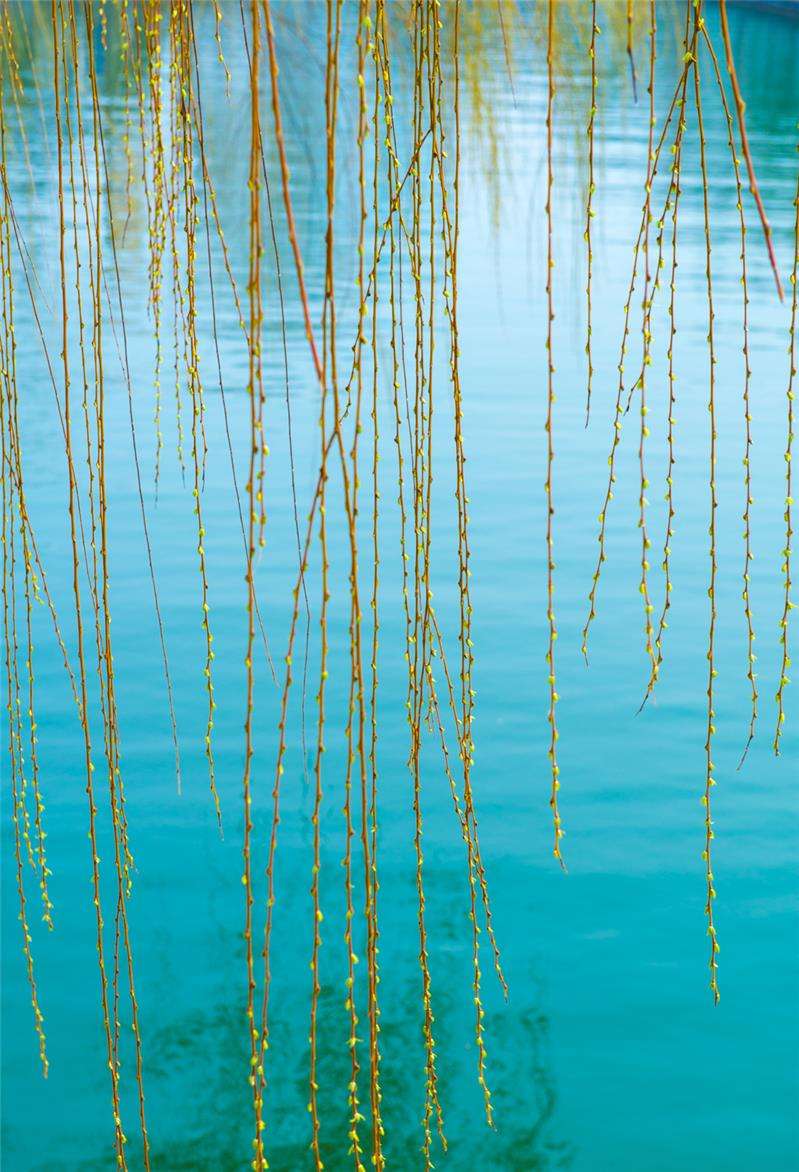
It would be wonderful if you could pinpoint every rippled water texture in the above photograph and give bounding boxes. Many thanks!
[2,3,798,1169]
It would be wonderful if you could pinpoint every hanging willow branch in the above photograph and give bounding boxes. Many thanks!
[775,168,799,751]
[584,0,598,427]
[544,0,564,868]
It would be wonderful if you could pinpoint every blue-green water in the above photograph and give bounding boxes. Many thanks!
[2,4,798,1169]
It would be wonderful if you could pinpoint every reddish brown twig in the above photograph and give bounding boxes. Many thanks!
[718,0,783,301]
[262,0,324,382]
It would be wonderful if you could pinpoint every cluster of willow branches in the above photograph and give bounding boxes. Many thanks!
[3,1,507,1167]
[578,0,797,1006]
[0,1,797,1169]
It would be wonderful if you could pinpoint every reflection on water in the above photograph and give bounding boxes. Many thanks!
[2,3,799,1170]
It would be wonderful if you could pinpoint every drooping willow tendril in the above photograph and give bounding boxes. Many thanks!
[51,2,134,1159]
[634,0,657,687]
[1,86,48,1076]
[698,21,758,767]
[351,4,383,1160]
[584,0,598,427]
[433,0,505,1119]
[639,0,694,710]
[693,5,720,1003]
[190,3,279,695]
[775,167,799,752]
[242,3,264,1162]
[583,24,697,663]
[366,10,385,1161]
[414,4,447,1155]
[171,0,221,826]
[545,0,564,869]
[1,56,53,945]
[641,84,686,712]
[82,0,152,1152]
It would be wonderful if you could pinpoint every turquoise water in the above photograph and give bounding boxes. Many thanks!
[2,4,798,1169]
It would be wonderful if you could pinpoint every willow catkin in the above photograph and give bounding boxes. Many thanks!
[775,167,799,751]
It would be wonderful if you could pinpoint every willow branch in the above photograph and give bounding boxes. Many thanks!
[262,0,324,383]
[718,0,783,301]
